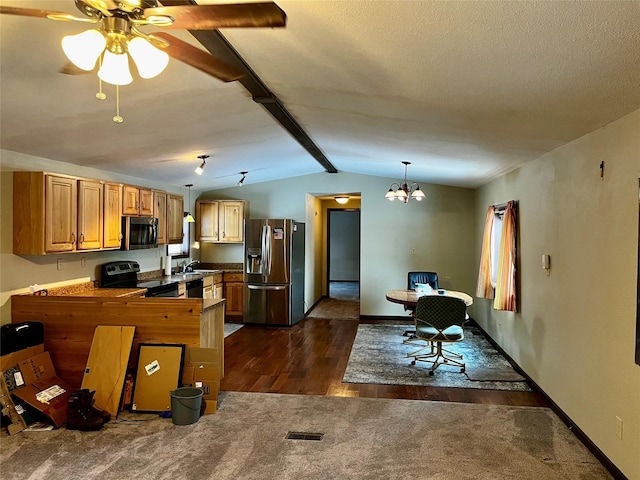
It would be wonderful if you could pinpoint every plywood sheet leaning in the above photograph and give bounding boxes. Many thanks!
[131,344,185,413]
[81,326,136,417]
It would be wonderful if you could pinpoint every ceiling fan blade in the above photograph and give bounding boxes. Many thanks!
[144,3,286,30]
[0,6,71,19]
[150,32,244,82]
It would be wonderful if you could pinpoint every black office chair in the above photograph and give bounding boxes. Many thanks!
[406,295,467,376]
[403,271,439,337]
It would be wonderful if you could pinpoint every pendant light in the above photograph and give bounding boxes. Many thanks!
[185,184,195,223]
[237,171,248,186]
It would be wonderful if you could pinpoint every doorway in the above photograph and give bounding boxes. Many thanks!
[327,209,360,301]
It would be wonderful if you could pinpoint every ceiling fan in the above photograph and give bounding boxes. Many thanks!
[1,1,286,120]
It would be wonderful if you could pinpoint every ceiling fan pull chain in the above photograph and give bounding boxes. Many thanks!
[96,56,106,101]
[113,85,123,124]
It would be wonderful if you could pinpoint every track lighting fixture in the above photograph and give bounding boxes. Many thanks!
[237,171,248,186]
[195,154,209,175]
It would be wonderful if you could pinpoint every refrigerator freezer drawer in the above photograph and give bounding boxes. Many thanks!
[244,284,290,325]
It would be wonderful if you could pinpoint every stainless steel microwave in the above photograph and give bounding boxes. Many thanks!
[121,216,158,250]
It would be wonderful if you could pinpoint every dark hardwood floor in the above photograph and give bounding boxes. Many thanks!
[222,316,549,407]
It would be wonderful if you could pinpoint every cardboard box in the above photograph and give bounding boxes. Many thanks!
[0,344,44,372]
[181,347,220,412]
[11,351,72,428]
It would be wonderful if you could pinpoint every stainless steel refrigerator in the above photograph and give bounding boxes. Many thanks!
[243,219,305,325]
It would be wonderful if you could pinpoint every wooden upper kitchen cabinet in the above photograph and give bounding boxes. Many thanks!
[153,190,168,245]
[167,193,184,244]
[77,179,103,251]
[14,172,78,254]
[103,182,123,249]
[122,185,153,216]
[14,172,125,255]
[196,200,248,243]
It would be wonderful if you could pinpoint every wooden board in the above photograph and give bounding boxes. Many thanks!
[81,326,136,417]
[131,343,185,413]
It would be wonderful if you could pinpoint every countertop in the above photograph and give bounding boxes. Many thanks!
[66,288,147,297]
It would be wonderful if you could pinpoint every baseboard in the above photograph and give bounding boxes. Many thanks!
[473,323,628,480]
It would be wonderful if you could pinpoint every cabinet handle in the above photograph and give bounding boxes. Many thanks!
[222,231,226,238]
[71,233,76,245]
[79,234,84,244]
[118,233,122,241]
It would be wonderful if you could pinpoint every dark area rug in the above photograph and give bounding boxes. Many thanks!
[343,324,531,391]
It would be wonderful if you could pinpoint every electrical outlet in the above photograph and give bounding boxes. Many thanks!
[411,248,417,255]
[56,259,62,270]
[80,257,86,268]
[615,416,623,440]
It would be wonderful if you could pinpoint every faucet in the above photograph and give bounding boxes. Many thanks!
[183,260,200,273]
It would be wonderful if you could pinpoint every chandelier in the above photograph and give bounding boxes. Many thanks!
[385,161,425,203]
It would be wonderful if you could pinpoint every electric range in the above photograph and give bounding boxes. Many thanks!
[100,261,179,297]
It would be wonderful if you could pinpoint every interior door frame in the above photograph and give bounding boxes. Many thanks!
[326,208,361,295]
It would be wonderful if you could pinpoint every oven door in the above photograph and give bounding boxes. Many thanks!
[144,283,179,297]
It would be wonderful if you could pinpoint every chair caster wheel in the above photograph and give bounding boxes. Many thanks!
[411,360,416,366]
[428,371,434,376]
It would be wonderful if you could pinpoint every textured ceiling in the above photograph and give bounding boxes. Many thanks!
[1,0,639,190]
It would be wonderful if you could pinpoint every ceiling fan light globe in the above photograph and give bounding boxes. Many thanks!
[128,37,169,79]
[61,29,106,71]
[98,50,133,85]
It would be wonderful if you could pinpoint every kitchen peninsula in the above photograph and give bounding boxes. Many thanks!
[11,295,225,389]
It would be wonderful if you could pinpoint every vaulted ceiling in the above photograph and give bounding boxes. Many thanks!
[1,0,639,190]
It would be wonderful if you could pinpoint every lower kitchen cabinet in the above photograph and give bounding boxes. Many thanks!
[223,272,243,317]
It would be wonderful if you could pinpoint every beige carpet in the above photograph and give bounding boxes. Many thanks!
[0,392,612,479]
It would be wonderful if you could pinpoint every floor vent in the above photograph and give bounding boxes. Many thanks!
[285,431,324,441]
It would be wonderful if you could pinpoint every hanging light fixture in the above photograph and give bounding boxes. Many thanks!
[385,161,425,203]
[184,184,195,223]
[334,196,349,204]
[237,171,248,186]
[60,16,170,123]
[195,155,209,175]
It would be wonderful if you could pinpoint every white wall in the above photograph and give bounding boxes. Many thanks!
[0,150,195,322]
[198,172,476,317]
[474,108,640,479]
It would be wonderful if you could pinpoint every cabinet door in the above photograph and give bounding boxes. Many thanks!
[196,201,219,242]
[167,194,184,244]
[225,282,244,316]
[154,190,167,245]
[122,185,140,215]
[103,183,122,249]
[219,201,244,242]
[77,180,103,250]
[139,188,153,216]
[45,175,77,253]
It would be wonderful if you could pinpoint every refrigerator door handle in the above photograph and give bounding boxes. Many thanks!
[260,225,269,276]
[247,284,287,291]
[264,224,272,276]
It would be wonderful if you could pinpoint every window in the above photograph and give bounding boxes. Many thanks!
[167,216,190,258]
